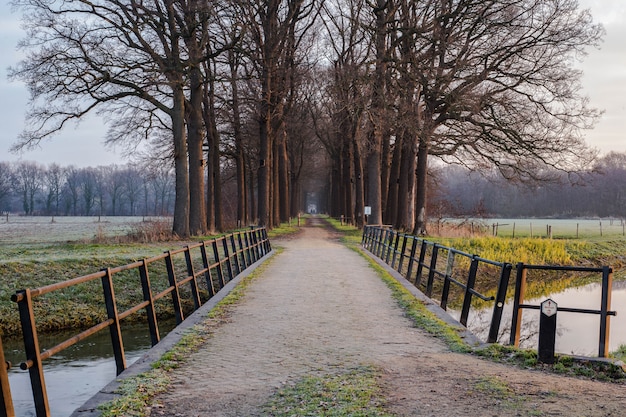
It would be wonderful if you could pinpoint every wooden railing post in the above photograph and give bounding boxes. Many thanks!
[200,242,216,297]
[599,266,613,357]
[237,232,249,270]
[222,238,235,282]
[0,335,15,417]
[101,268,127,376]
[164,251,185,324]
[244,230,254,264]
[14,288,50,416]
[262,228,272,253]
[229,234,242,276]
[184,247,202,310]
[139,260,160,346]
[212,240,226,288]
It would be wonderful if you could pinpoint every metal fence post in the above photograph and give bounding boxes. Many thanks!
[390,232,401,267]
[414,240,428,287]
[509,263,527,347]
[425,245,439,298]
[404,237,418,283]
[440,250,455,310]
[397,234,409,273]
[487,263,512,343]
[459,257,480,326]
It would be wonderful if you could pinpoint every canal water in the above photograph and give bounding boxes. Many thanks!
[452,280,626,356]
[5,320,175,417]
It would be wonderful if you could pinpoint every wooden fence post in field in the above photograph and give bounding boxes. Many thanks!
[599,221,603,237]
[512,222,516,238]
[576,223,579,239]
[530,222,533,238]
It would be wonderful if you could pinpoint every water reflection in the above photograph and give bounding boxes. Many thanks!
[451,281,626,356]
[5,320,175,417]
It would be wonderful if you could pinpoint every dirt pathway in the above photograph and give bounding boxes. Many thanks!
[147,222,626,417]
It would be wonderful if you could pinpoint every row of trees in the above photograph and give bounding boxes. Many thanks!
[432,152,626,219]
[0,162,175,217]
[10,0,603,236]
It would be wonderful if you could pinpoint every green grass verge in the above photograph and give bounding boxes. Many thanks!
[262,366,392,417]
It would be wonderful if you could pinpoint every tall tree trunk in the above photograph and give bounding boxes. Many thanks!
[172,84,190,237]
[212,120,222,232]
[188,65,207,236]
[366,0,389,225]
[413,137,429,235]
[278,129,290,222]
[203,79,215,232]
[257,0,279,228]
[384,136,402,225]
[341,132,353,222]
[395,131,416,230]
[353,135,365,228]
[230,52,247,227]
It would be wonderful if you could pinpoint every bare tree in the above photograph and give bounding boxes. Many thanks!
[0,162,14,212]
[9,0,239,236]
[13,161,43,215]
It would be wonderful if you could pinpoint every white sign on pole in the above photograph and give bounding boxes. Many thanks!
[541,299,557,317]
[364,206,372,215]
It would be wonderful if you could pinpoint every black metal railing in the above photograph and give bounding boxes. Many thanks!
[362,226,616,358]
[362,225,512,343]
[510,263,615,357]
[1,227,271,417]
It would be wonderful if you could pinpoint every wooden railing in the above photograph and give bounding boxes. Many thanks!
[1,227,271,417]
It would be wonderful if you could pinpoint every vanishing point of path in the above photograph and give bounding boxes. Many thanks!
[144,220,625,417]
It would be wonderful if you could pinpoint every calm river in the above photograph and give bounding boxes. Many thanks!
[5,321,175,417]
[452,280,626,356]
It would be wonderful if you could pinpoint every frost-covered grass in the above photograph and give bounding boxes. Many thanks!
[0,215,172,245]
[450,218,626,239]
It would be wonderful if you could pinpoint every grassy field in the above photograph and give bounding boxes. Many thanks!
[0,216,300,338]
[444,217,626,239]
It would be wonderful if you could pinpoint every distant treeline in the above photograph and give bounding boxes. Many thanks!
[430,151,626,219]
[0,161,175,217]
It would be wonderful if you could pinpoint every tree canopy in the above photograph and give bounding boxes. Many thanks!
[10,0,604,234]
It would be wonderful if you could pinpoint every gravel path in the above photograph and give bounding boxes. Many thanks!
[145,221,626,417]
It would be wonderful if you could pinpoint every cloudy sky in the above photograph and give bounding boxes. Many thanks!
[1,0,625,168]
